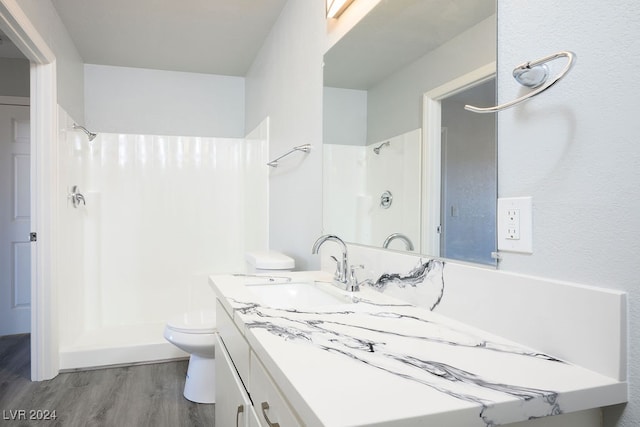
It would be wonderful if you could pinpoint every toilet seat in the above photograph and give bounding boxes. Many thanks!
[166,310,216,334]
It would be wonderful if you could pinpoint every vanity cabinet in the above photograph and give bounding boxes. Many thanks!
[215,334,260,427]
[250,351,301,427]
[216,299,302,427]
[217,299,250,382]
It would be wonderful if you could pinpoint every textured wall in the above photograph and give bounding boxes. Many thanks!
[323,86,367,146]
[14,0,85,122]
[244,1,325,270]
[497,1,640,426]
[367,15,496,144]
[0,58,29,97]
[84,64,245,137]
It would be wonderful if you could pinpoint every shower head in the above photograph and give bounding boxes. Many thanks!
[373,141,390,155]
[73,123,97,142]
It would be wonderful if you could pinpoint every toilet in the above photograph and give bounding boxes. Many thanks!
[163,309,217,403]
[164,251,294,404]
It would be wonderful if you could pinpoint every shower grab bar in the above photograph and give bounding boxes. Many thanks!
[465,51,576,114]
[267,144,311,168]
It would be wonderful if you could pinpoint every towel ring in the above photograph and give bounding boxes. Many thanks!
[465,51,576,114]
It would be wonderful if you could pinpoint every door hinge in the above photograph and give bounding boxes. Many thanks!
[436,225,442,234]
[30,232,37,242]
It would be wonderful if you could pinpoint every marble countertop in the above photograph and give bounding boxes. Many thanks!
[210,271,626,427]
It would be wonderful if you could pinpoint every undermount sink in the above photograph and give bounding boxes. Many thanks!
[245,281,355,309]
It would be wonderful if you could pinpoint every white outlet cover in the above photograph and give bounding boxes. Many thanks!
[497,197,533,253]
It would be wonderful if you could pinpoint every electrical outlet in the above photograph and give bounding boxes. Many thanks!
[498,197,532,253]
[506,209,520,239]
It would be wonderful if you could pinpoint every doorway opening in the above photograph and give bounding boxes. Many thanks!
[440,79,496,265]
[421,62,497,266]
[0,0,60,381]
[0,27,31,378]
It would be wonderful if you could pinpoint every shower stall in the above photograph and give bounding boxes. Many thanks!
[323,128,422,251]
[57,108,269,369]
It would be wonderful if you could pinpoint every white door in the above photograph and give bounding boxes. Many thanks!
[0,103,31,336]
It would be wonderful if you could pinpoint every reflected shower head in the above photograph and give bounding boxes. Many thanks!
[373,141,390,154]
[73,123,97,141]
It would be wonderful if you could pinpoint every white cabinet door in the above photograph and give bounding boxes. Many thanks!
[216,334,255,427]
[250,352,301,427]
[217,299,250,383]
[247,406,262,427]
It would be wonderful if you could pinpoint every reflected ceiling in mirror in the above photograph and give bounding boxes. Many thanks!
[322,0,497,265]
[324,0,495,90]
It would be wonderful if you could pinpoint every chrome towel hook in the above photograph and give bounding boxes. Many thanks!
[465,51,576,114]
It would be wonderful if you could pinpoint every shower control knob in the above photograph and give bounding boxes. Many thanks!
[380,190,393,209]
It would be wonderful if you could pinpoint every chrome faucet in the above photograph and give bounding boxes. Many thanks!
[383,232,414,251]
[312,234,350,289]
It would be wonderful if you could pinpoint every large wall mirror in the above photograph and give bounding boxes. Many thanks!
[323,0,498,266]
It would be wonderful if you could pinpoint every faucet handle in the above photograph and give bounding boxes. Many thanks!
[348,264,365,292]
[329,256,345,282]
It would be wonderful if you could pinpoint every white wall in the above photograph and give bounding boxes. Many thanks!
[84,64,245,137]
[244,118,270,254]
[323,144,367,243]
[366,129,421,251]
[245,1,325,270]
[0,58,29,97]
[367,15,496,144]
[497,1,640,426]
[10,0,84,122]
[323,86,367,146]
[323,130,421,252]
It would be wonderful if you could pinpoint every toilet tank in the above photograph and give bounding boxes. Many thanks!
[245,251,295,273]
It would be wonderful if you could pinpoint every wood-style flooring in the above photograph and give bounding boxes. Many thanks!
[0,334,215,426]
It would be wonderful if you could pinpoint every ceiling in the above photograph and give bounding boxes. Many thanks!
[50,0,288,76]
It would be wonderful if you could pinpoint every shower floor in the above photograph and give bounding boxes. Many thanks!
[59,322,187,371]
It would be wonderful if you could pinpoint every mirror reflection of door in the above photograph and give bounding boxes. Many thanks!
[440,79,496,265]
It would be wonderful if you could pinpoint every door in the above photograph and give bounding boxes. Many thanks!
[0,103,31,336]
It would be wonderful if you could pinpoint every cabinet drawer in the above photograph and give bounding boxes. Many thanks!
[250,352,301,427]
[217,299,250,385]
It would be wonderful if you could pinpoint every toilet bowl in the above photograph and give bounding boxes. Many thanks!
[163,309,216,404]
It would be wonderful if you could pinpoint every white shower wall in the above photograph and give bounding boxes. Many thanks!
[57,108,269,369]
[366,129,421,251]
[323,128,421,251]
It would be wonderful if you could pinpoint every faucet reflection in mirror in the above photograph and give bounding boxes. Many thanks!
[383,232,414,251]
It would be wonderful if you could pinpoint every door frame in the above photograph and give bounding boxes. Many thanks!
[421,62,495,256]
[0,0,60,380]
